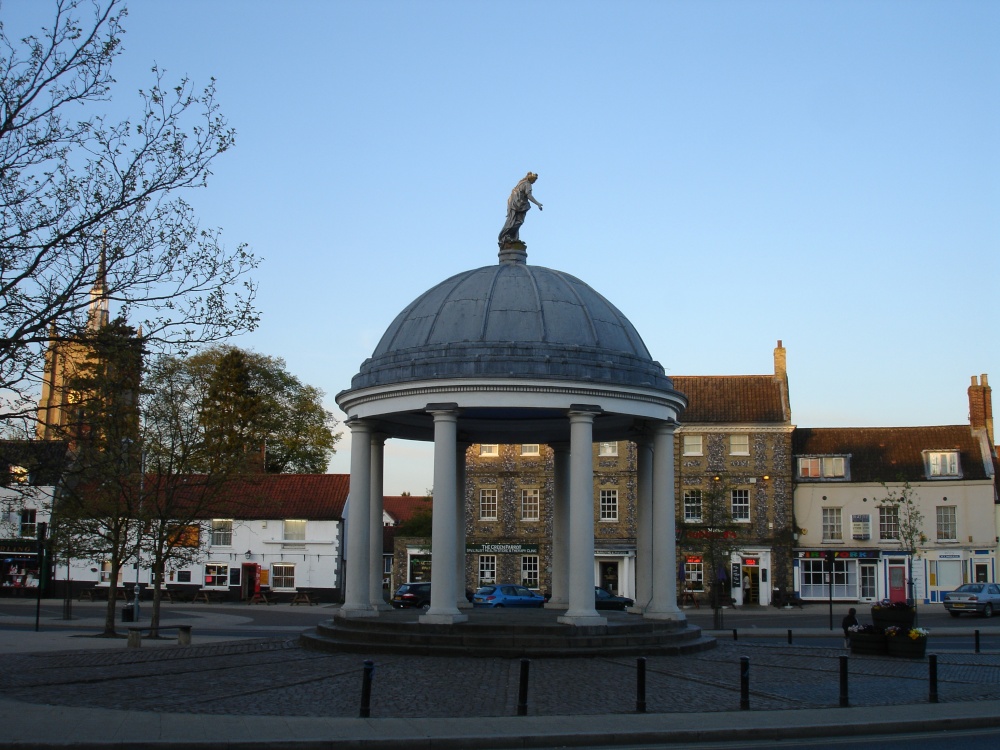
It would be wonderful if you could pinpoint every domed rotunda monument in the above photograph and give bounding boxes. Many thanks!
[332,178,692,644]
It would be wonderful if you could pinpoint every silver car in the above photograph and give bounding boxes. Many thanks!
[943,582,1000,618]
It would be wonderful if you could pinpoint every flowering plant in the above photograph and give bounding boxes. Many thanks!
[848,624,882,634]
[885,625,929,639]
[872,600,915,611]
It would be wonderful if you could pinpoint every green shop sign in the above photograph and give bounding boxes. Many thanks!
[466,543,539,554]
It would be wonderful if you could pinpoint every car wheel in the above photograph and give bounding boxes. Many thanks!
[983,604,993,618]
[949,611,962,618]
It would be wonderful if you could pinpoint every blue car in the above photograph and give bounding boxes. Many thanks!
[472,584,546,608]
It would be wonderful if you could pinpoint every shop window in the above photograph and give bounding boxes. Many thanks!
[598,442,618,457]
[731,489,750,522]
[176,570,192,583]
[479,489,498,520]
[479,555,496,584]
[521,555,539,589]
[204,563,230,589]
[19,509,36,538]
[521,488,540,521]
[211,519,233,546]
[271,563,295,590]
[683,490,702,523]
[682,435,702,456]
[685,559,704,592]
[600,489,618,521]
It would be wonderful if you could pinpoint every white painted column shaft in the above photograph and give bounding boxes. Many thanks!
[646,422,684,620]
[339,419,376,618]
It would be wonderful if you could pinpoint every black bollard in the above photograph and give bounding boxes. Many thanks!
[929,654,938,704]
[787,629,793,645]
[636,657,647,713]
[839,655,849,707]
[739,656,750,710]
[359,660,374,718]
[975,630,981,654]
[733,628,738,641]
[517,658,530,716]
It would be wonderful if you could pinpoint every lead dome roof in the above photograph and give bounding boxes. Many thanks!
[347,259,673,392]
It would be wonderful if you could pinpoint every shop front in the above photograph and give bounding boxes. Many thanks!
[923,549,996,604]
[1,540,39,596]
[734,549,772,606]
[795,549,882,602]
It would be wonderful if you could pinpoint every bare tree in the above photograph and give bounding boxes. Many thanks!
[0,0,259,423]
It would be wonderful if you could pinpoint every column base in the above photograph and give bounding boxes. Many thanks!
[558,612,607,627]
[420,611,469,625]
[336,605,379,619]
[457,599,474,609]
[371,600,393,612]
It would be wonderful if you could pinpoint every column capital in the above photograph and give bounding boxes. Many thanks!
[346,417,374,433]
[426,402,459,416]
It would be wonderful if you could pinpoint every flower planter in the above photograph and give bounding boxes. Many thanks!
[872,607,916,630]
[848,632,887,655]
[887,636,927,658]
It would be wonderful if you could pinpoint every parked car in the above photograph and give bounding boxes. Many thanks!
[943,582,1000,617]
[391,582,431,609]
[595,586,633,611]
[472,584,546,608]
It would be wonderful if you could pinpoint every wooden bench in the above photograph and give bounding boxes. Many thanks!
[247,590,277,605]
[290,590,318,606]
[191,590,224,604]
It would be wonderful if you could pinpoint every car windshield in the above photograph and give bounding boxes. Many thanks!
[476,586,496,595]
[958,584,984,593]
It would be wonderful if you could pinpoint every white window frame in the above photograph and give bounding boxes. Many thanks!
[521,555,539,589]
[927,451,960,478]
[479,555,496,584]
[599,489,618,521]
[479,488,498,520]
[682,435,703,456]
[936,506,957,541]
[798,456,847,479]
[271,562,295,590]
[731,489,750,522]
[520,488,540,521]
[210,519,233,547]
[283,519,306,542]
[19,509,36,538]
[683,490,703,523]
[204,563,230,589]
[729,434,749,456]
[598,442,618,457]
[520,444,540,456]
[480,444,498,456]
[822,508,843,542]
[684,560,704,592]
[879,506,899,541]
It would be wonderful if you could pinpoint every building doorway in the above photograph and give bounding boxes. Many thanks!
[741,563,759,605]
[887,561,907,602]
[975,563,990,583]
[859,563,878,601]
[599,561,620,594]
[240,563,259,601]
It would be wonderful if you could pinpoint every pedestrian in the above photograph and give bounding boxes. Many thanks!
[742,573,751,606]
[841,607,859,648]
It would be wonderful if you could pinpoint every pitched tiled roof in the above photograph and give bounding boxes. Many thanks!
[144,473,350,520]
[383,495,432,525]
[672,375,789,424]
[792,426,992,483]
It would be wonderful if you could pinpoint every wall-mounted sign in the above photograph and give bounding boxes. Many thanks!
[851,514,871,540]
[466,543,539,554]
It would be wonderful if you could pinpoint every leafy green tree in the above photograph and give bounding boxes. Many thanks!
[0,0,259,425]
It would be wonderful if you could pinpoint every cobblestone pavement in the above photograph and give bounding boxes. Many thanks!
[2,637,999,719]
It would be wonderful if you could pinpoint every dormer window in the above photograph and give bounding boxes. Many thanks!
[797,456,848,480]
[925,451,960,478]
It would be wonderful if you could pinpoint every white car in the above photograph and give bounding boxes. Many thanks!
[943,582,1000,618]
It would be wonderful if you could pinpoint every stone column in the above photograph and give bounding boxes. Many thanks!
[559,408,605,626]
[632,436,653,612]
[369,433,391,610]
[421,406,467,624]
[455,442,471,608]
[338,419,376,618]
[545,442,569,608]
[645,421,685,621]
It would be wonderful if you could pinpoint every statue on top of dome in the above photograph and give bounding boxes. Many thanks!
[498,172,543,250]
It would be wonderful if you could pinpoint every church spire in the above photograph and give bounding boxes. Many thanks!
[88,230,109,330]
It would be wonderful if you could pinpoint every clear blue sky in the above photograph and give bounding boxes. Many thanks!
[6,1,998,493]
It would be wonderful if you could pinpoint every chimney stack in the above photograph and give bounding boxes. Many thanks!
[774,340,787,379]
[968,374,994,448]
